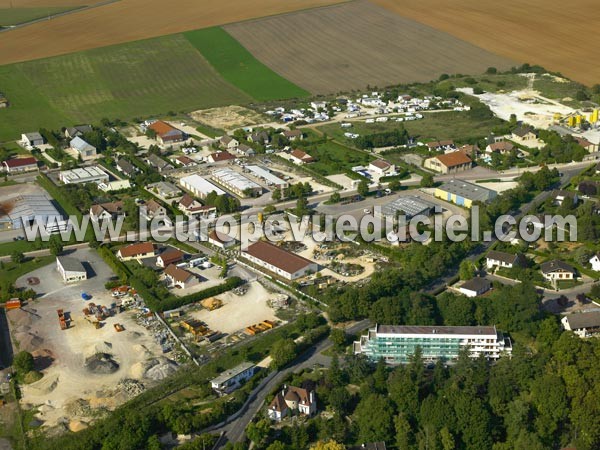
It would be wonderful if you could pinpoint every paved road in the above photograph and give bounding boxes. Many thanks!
[213,319,370,447]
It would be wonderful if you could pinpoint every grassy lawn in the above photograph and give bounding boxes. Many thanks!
[0,6,81,26]
[303,140,373,176]
[319,110,504,146]
[0,34,253,142]
[195,122,224,138]
[184,27,309,101]
[0,255,53,286]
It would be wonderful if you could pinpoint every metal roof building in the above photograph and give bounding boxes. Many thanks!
[0,194,65,231]
[376,196,438,219]
[212,168,262,197]
[245,165,288,188]
[59,166,109,184]
[434,179,497,208]
[179,174,226,199]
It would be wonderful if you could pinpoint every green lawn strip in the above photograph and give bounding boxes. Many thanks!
[183,27,309,101]
[0,6,82,26]
[0,255,54,286]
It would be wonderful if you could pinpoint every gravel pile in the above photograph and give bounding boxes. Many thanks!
[84,353,119,374]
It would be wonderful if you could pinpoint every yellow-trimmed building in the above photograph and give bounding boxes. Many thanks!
[434,179,497,208]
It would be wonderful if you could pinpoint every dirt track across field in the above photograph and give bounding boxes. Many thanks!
[0,0,345,65]
[224,1,516,93]
[373,0,600,87]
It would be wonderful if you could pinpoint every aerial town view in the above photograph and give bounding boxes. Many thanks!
[1,0,600,449]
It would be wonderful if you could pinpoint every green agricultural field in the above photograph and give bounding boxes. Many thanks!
[184,27,309,101]
[0,6,81,26]
[0,34,252,141]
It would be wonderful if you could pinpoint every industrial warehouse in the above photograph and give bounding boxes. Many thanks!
[434,179,497,208]
[0,194,65,231]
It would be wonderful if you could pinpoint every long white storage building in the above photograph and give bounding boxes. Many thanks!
[180,174,226,199]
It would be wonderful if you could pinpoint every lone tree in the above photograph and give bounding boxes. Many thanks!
[49,235,64,256]
[420,173,434,188]
[357,179,369,197]
[13,351,34,374]
[270,338,297,369]
[10,251,24,265]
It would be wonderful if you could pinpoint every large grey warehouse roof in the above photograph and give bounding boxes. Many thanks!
[6,195,63,223]
[379,196,438,219]
[438,179,497,202]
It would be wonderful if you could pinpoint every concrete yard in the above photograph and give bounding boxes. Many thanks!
[9,248,175,430]
[188,280,279,334]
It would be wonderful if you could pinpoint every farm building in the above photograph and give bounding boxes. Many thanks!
[180,174,226,199]
[59,166,109,185]
[424,152,472,174]
[212,168,262,197]
[117,242,156,261]
[21,132,44,147]
[164,264,199,289]
[211,362,256,394]
[243,241,318,280]
[148,120,186,145]
[56,256,87,283]
[376,196,437,220]
[246,165,288,190]
[434,179,497,208]
[2,157,38,173]
[70,136,97,160]
[459,278,492,298]
[0,194,64,232]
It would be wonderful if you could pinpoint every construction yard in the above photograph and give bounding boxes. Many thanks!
[186,281,280,335]
[7,248,178,431]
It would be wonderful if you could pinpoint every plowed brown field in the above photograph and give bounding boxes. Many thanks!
[0,0,89,5]
[373,0,600,87]
[0,0,345,65]
[224,1,515,93]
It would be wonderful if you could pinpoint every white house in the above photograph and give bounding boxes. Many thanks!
[21,132,44,148]
[289,149,314,165]
[268,385,317,422]
[368,159,395,176]
[164,264,199,289]
[117,242,156,261]
[561,311,600,338]
[459,278,492,298]
[220,135,239,151]
[486,251,526,270]
[208,230,236,249]
[589,254,600,271]
[210,362,256,394]
[540,260,577,281]
[156,248,184,268]
[56,256,87,283]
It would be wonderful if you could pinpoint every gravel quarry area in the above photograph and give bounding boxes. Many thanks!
[8,248,178,431]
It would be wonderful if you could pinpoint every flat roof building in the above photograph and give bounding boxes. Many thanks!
[245,165,289,189]
[56,256,87,283]
[434,179,497,208]
[376,196,437,220]
[180,174,226,199]
[354,324,511,364]
[212,168,262,197]
[0,194,65,231]
[59,166,109,185]
[210,362,256,393]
